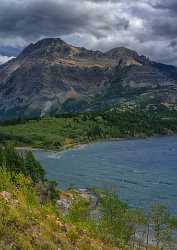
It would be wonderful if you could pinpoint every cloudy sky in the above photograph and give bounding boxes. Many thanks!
[0,0,177,65]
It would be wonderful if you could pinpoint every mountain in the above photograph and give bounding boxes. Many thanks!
[0,38,177,121]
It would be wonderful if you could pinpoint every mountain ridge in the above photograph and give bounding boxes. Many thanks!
[0,37,177,121]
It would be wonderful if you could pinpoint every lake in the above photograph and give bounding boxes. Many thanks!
[33,136,177,214]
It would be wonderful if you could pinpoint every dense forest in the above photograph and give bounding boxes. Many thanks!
[0,145,176,249]
[0,108,177,149]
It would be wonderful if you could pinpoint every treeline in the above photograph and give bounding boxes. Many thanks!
[0,109,177,149]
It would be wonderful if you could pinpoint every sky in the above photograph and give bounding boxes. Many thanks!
[0,0,177,65]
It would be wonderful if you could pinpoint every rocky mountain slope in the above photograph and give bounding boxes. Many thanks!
[0,38,177,121]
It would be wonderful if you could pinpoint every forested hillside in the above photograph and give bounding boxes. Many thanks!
[0,109,177,149]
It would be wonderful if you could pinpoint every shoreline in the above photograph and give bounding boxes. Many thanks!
[16,133,177,153]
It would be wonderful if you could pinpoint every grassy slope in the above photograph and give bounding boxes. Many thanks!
[0,168,161,250]
[0,169,120,250]
[0,140,175,249]
[0,116,91,149]
[0,109,177,149]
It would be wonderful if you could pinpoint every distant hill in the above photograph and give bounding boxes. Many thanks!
[0,38,177,121]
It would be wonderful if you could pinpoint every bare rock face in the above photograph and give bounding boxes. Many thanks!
[0,38,177,121]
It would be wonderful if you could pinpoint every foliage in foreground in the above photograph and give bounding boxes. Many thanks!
[0,145,117,250]
[0,146,176,249]
[0,169,117,250]
[0,144,45,183]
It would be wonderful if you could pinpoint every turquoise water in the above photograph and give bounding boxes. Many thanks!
[34,136,177,214]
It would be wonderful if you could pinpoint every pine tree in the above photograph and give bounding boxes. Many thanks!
[24,151,45,183]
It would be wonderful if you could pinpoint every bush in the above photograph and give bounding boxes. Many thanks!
[0,144,45,184]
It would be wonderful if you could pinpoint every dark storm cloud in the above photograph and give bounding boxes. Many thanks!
[0,0,129,43]
[0,0,177,66]
[169,41,177,48]
[0,0,89,38]
[153,0,177,11]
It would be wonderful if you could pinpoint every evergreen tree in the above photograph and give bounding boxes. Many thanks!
[24,151,45,183]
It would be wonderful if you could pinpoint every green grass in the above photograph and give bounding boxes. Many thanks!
[0,109,177,149]
[0,146,176,249]
[0,169,121,250]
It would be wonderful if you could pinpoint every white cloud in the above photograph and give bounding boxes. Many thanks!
[0,55,15,64]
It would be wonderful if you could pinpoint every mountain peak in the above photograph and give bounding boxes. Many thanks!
[105,46,138,57]
[34,37,66,47]
[0,38,177,121]
[19,38,148,65]
[105,46,151,66]
[19,38,68,58]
